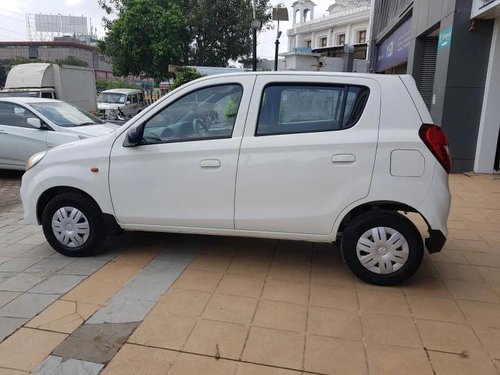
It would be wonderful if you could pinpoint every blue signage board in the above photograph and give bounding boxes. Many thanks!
[438,27,453,50]
[293,47,313,53]
[375,17,412,72]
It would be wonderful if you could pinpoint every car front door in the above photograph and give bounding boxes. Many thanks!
[109,76,255,228]
[235,75,380,236]
[0,102,47,168]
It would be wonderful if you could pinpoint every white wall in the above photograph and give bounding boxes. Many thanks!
[474,17,500,172]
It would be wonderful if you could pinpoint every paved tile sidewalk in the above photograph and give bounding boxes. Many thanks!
[0,173,499,374]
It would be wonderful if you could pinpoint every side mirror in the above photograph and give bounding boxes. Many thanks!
[27,118,42,129]
[124,126,143,147]
[126,100,131,104]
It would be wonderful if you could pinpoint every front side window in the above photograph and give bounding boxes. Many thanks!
[0,102,38,128]
[256,84,370,136]
[131,94,138,104]
[141,84,243,145]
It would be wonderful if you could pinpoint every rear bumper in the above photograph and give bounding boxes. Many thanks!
[425,230,446,253]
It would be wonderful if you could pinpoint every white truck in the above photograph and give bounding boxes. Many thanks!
[0,63,97,113]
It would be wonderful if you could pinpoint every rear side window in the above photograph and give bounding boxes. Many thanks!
[256,84,370,136]
[138,92,144,103]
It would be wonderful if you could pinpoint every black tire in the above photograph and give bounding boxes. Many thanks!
[42,192,105,257]
[341,210,423,286]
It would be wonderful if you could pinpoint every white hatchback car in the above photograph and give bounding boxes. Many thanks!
[0,98,119,170]
[21,72,451,285]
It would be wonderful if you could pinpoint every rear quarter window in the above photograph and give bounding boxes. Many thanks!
[256,84,370,136]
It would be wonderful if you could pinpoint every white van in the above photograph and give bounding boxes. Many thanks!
[21,72,451,285]
[97,89,146,120]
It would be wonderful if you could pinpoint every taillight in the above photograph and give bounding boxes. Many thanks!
[419,124,451,173]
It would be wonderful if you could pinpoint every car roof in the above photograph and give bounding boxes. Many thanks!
[0,97,63,105]
[101,89,142,94]
[194,71,410,83]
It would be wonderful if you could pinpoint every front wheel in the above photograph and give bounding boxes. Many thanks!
[42,192,105,257]
[341,211,424,286]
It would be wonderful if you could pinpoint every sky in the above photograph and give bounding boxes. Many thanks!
[0,0,334,61]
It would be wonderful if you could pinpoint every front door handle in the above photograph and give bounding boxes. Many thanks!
[331,154,356,164]
[200,159,221,169]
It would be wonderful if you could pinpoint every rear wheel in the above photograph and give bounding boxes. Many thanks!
[42,192,105,257]
[341,211,423,286]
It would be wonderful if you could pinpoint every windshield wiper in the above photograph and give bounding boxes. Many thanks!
[75,122,97,127]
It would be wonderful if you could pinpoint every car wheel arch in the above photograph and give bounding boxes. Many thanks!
[336,200,429,238]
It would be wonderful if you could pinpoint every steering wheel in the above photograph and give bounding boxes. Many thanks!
[193,117,209,131]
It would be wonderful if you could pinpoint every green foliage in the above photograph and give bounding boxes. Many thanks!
[170,67,205,91]
[98,0,272,78]
[54,56,89,67]
[179,0,272,66]
[4,56,88,71]
[96,79,142,92]
[223,93,242,119]
[97,0,188,81]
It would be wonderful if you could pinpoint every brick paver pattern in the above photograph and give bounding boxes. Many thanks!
[0,173,499,374]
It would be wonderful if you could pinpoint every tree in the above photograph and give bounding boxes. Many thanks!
[96,79,141,92]
[54,56,89,67]
[179,0,271,66]
[97,0,189,81]
[98,0,271,78]
[169,67,205,90]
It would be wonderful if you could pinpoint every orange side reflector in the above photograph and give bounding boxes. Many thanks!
[91,167,99,173]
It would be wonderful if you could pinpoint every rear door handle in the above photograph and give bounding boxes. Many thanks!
[200,159,221,169]
[331,154,356,163]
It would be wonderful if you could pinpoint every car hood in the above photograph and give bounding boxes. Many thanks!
[98,103,124,110]
[60,123,119,137]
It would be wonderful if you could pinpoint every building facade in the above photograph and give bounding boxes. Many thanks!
[287,0,371,57]
[370,0,499,172]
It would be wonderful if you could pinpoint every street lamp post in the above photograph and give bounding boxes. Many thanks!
[272,6,289,71]
[274,31,282,71]
[251,2,262,72]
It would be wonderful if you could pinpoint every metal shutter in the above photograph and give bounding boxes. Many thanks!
[418,36,438,110]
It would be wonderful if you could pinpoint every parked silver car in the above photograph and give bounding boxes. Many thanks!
[0,97,119,170]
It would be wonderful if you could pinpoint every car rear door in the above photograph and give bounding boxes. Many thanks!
[234,75,380,235]
[0,102,47,168]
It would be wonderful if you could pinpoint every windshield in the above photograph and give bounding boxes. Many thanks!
[0,91,39,98]
[98,92,126,104]
[30,102,105,127]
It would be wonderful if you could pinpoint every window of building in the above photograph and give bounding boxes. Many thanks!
[256,84,370,136]
[294,9,301,23]
[320,37,328,47]
[303,9,311,22]
[306,40,312,48]
[337,34,346,46]
[358,30,367,44]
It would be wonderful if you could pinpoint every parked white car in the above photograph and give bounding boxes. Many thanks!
[20,72,451,285]
[0,98,119,170]
[97,89,146,120]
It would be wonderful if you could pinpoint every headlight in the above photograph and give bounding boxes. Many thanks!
[26,151,47,171]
